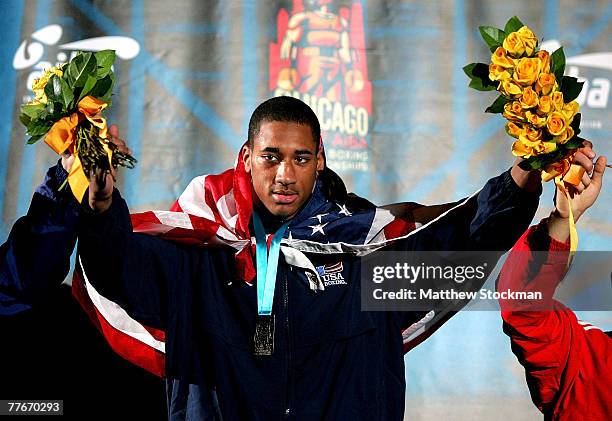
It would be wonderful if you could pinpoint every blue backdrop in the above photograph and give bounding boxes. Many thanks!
[1,1,610,419]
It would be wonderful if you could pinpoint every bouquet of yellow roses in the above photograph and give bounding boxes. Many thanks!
[463,16,584,184]
[19,50,136,202]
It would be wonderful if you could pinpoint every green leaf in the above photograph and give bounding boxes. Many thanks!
[469,79,497,91]
[519,148,565,171]
[95,50,116,78]
[20,103,46,120]
[570,113,581,131]
[560,76,584,102]
[65,60,77,84]
[44,99,62,121]
[37,107,50,122]
[26,121,52,136]
[479,26,506,52]
[59,77,74,109]
[518,159,537,171]
[78,74,99,101]
[91,74,115,101]
[45,101,55,117]
[67,52,97,88]
[569,113,582,137]
[485,95,511,113]
[27,134,45,144]
[51,75,62,97]
[463,62,498,91]
[504,16,524,34]
[44,75,62,103]
[19,113,32,126]
[550,47,565,82]
[564,136,584,150]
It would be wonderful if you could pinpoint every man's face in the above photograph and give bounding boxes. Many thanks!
[243,121,324,219]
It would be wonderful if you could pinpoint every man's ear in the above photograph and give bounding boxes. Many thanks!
[316,147,324,172]
[242,144,252,174]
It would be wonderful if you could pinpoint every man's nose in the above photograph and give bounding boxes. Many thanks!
[275,160,296,185]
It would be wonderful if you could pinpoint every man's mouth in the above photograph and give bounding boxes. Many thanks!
[271,191,298,204]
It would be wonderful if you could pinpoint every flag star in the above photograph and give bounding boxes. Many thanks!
[310,213,329,223]
[309,222,329,236]
[337,203,352,217]
[287,230,293,240]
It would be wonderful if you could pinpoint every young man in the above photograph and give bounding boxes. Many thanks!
[498,153,610,420]
[77,96,570,420]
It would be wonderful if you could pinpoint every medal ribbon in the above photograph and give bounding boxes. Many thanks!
[253,212,289,316]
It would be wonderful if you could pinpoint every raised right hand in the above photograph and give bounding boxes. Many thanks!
[88,124,130,213]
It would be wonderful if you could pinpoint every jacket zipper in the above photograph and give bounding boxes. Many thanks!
[283,267,292,418]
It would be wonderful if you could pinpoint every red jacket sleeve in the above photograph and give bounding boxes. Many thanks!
[498,221,612,419]
[497,221,572,413]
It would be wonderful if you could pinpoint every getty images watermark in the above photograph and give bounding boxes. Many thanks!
[360,251,612,312]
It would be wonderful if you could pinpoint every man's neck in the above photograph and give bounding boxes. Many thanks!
[253,205,290,234]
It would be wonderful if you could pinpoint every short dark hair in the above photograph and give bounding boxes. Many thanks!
[247,96,320,151]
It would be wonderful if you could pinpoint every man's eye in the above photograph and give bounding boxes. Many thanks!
[296,157,310,164]
[262,155,279,162]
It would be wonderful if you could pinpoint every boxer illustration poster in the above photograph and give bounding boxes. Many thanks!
[270,0,372,172]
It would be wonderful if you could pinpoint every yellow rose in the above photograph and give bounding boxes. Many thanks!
[536,50,551,73]
[489,64,511,81]
[519,86,539,109]
[513,138,556,158]
[32,76,50,104]
[503,101,526,122]
[551,91,564,111]
[526,126,543,142]
[525,110,547,128]
[536,141,557,154]
[561,101,579,122]
[535,73,556,96]
[546,111,569,136]
[506,122,523,138]
[554,126,575,145]
[519,126,543,146]
[30,66,64,105]
[537,95,552,115]
[491,47,515,68]
[512,139,535,158]
[503,32,526,58]
[517,26,538,56]
[513,57,541,86]
[499,79,523,98]
[31,75,49,92]
[51,66,63,77]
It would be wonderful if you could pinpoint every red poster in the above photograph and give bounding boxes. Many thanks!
[269,0,372,171]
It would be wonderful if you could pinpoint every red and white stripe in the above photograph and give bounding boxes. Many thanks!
[578,320,602,332]
[72,257,166,377]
